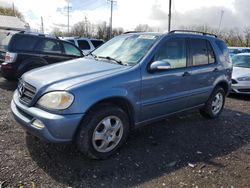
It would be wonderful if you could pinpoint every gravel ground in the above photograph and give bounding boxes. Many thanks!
[0,77,249,188]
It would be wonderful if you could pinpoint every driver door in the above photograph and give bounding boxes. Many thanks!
[140,37,193,122]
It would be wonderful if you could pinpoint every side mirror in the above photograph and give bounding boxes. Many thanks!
[150,61,171,72]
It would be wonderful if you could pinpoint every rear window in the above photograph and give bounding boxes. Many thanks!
[77,40,90,50]
[10,34,38,52]
[91,40,104,48]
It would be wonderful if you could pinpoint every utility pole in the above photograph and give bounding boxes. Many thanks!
[41,16,44,33]
[67,1,70,33]
[218,10,224,32]
[12,2,15,16]
[108,0,116,39]
[85,16,88,37]
[168,0,172,32]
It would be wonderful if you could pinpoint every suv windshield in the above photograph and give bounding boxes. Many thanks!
[92,34,159,65]
[232,55,250,68]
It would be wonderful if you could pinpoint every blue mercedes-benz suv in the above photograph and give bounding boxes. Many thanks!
[11,30,232,159]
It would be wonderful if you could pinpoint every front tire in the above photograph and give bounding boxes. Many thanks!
[76,104,130,159]
[200,87,226,119]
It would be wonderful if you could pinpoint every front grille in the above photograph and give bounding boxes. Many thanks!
[232,79,238,84]
[18,80,36,105]
[238,88,250,92]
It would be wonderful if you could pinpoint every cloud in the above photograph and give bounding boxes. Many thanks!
[1,0,250,33]
[149,0,250,31]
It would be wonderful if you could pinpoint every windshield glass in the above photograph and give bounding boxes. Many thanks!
[92,34,159,65]
[232,55,250,68]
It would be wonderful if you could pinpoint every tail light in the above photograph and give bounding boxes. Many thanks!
[5,52,17,63]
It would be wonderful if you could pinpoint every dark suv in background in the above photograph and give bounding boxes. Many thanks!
[1,32,83,80]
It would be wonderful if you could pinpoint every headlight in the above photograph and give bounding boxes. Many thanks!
[237,76,250,81]
[37,91,74,110]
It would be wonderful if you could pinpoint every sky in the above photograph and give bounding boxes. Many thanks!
[0,0,249,33]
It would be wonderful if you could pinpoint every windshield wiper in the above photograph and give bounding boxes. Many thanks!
[97,56,127,66]
[87,52,97,58]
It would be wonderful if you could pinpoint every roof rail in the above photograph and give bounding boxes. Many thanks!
[123,31,142,34]
[169,30,217,38]
[18,31,58,39]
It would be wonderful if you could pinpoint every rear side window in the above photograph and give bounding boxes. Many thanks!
[77,40,90,50]
[91,40,104,48]
[190,38,209,66]
[63,42,82,56]
[10,35,38,52]
[154,38,187,69]
[36,39,62,54]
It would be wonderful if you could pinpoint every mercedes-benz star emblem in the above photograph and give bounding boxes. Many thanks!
[18,82,25,97]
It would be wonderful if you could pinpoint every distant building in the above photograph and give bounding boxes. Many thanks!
[0,15,29,31]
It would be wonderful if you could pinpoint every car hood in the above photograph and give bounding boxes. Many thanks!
[23,58,130,91]
[232,66,250,79]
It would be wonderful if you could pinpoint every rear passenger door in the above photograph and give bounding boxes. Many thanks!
[186,38,219,107]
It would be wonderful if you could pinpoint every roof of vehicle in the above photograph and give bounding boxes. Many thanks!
[122,30,219,40]
[61,37,104,41]
[228,47,250,49]
[16,31,59,40]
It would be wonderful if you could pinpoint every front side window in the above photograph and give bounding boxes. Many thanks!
[92,34,159,65]
[78,40,91,50]
[36,39,62,54]
[63,42,82,56]
[190,38,209,66]
[154,38,187,69]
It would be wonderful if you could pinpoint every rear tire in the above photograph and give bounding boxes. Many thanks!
[76,104,130,159]
[200,87,225,119]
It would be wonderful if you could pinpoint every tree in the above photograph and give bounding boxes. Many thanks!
[0,6,24,21]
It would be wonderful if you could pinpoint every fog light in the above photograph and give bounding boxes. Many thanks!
[32,119,45,129]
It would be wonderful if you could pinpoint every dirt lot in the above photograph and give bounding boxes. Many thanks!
[0,76,249,188]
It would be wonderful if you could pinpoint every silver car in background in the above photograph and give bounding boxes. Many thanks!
[231,53,250,94]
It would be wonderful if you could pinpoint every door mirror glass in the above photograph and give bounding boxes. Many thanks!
[150,61,171,72]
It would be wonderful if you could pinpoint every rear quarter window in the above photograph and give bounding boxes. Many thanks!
[77,40,91,50]
[10,35,38,52]
[216,41,230,60]
[91,40,104,48]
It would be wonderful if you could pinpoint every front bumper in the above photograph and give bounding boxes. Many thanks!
[11,91,84,143]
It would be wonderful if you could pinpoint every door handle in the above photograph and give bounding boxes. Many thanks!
[182,71,191,77]
[213,68,219,72]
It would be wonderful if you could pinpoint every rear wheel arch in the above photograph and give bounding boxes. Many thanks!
[215,81,229,94]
